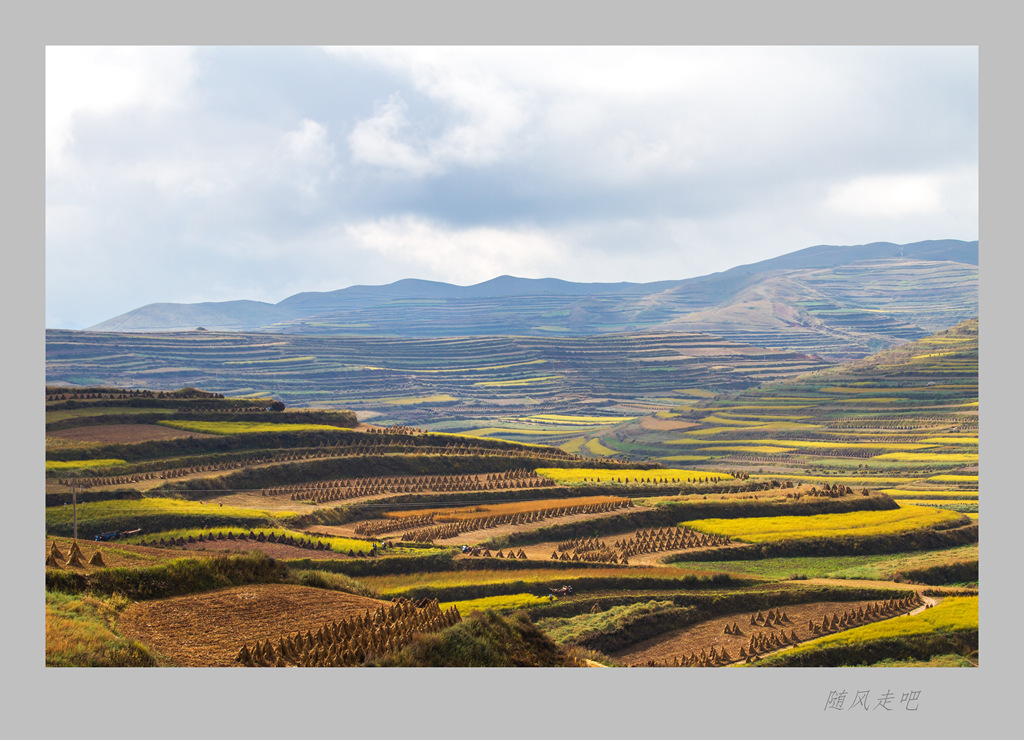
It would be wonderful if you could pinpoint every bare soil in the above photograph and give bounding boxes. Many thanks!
[116,584,391,666]
[639,417,697,432]
[46,423,218,445]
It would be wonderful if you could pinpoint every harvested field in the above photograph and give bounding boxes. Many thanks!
[116,584,391,666]
[176,538,355,560]
[47,423,218,445]
[510,527,750,565]
[613,597,925,666]
[45,536,205,570]
[640,417,697,432]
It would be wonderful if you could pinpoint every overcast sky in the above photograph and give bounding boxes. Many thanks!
[45,45,978,329]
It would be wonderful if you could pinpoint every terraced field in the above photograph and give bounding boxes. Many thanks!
[45,322,979,668]
[46,330,830,445]
[587,320,978,480]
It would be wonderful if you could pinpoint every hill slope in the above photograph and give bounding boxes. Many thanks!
[87,240,977,360]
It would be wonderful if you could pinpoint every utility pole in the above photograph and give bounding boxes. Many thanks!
[72,482,77,540]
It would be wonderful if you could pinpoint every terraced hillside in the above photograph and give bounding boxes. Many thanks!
[586,319,978,515]
[46,383,977,668]
[46,330,829,445]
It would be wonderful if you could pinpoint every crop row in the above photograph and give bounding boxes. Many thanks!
[401,499,633,543]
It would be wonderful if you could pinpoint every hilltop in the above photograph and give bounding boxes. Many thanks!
[86,239,977,360]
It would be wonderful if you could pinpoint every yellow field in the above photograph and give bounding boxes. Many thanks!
[927,475,978,483]
[456,427,573,437]
[46,459,127,471]
[785,597,977,652]
[584,438,618,457]
[381,394,457,405]
[158,420,349,434]
[222,356,315,365]
[696,446,794,454]
[920,437,978,445]
[872,452,978,462]
[384,495,628,521]
[559,437,586,454]
[439,593,552,615]
[523,414,637,424]
[536,468,733,484]
[684,505,965,544]
[473,376,563,387]
[362,359,548,374]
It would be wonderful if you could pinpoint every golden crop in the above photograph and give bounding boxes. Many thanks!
[684,505,965,544]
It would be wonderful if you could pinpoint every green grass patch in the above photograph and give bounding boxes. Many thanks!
[536,599,676,644]
[45,497,296,539]
[46,592,164,666]
[46,407,177,422]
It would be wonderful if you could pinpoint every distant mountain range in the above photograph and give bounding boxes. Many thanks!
[87,239,978,360]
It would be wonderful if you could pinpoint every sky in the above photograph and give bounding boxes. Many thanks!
[44,45,978,329]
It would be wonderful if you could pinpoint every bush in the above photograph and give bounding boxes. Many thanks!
[86,552,288,599]
[370,610,577,667]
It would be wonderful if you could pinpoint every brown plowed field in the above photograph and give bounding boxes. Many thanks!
[46,423,218,445]
[117,584,391,666]
[639,417,697,432]
[613,598,921,666]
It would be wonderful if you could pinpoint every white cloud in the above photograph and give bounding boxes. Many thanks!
[825,172,950,218]
[348,94,435,176]
[283,119,334,164]
[46,46,197,172]
[345,215,566,284]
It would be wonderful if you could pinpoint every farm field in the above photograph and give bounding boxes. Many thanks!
[44,320,979,667]
[45,330,833,445]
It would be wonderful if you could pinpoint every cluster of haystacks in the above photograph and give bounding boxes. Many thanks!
[136,531,332,551]
[806,595,922,635]
[551,526,729,565]
[235,599,461,667]
[401,499,631,544]
[46,540,105,568]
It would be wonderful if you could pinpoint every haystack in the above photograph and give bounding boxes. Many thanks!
[89,550,106,567]
[65,541,87,568]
